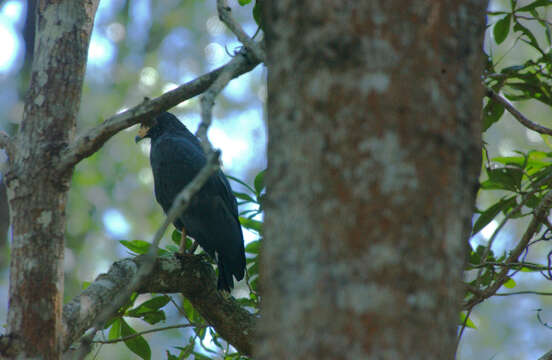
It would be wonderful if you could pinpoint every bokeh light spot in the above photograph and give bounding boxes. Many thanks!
[140,66,159,87]
[103,209,130,237]
[0,23,18,73]
[88,34,115,66]
[204,42,226,65]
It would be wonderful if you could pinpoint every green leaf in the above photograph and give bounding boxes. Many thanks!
[193,352,212,360]
[248,261,258,277]
[516,0,552,12]
[126,296,170,325]
[108,318,122,340]
[171,229,180,244]
[139,295,171,310]
[120,239,169,256]
[503,277,517,289]
[513,22,543,54]
[181,297,203,323]
[238,0,252,4]
[254,169,266,194]
[486,166,523,191]
[253,1,263,28]
[494,14,511,44]
[142,311,166,325]
[195,325,207,340]
[250,276,258,292]
[239,217,263,233]
[121,319,151,360]
[226,174,255,194]
[171,230,193,250]
[245,240,260,254]
[459,312,477,329]
[81,281,91,290]
[234,192,256,203]
[120,240,150,254]
[472,197,516,235]
[482,97,505,132]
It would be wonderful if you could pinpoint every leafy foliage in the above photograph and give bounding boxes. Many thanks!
[462,0,552,347]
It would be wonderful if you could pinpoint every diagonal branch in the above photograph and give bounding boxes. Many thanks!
[62,254,255,356]
[197,48,255,152]
[464,189,552,309]
[487,89,552,136]
[57,50,261,173]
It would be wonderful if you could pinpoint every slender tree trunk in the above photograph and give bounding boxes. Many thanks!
[258,2,486,358]
[6,1,99,358]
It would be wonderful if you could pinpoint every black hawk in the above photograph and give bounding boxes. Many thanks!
[135,112,246,291]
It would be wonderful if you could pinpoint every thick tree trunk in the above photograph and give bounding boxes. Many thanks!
[258,2,486,358]
[5,1,98,358]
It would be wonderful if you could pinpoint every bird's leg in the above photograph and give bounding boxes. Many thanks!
[179,227,199,254]
[189,240,199,254]
[178,227,187,254]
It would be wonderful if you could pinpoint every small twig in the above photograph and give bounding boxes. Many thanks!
[216,0,265,62]
[197,50,251,152]
[515,14,552,27]
[495,291,552,297]
[455,307,474,351]
[486,88,552,136]
[469,261,549,271]
[471,171,552,292]
[465,190,552,309]
[93,323,203,344]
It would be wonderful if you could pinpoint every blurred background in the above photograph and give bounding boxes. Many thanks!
[0,0,550,358]
[0,0,266,358]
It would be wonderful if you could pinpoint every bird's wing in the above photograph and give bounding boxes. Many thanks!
[150,135,206,213]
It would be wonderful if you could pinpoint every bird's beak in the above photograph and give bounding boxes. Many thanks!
[135,124,150,143]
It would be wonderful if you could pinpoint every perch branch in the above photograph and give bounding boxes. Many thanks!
[197,48,253,152]
[62,254,255,356]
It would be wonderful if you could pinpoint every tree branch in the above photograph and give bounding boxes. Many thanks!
[464,189,552,309]
[57,50,261,173]
[62,254,255,356]
[217,0,266,62]
[196,49,257,151]
[486,89,552,136]
[93,323,203,344]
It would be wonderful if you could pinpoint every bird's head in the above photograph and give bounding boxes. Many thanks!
[135,112,190,143]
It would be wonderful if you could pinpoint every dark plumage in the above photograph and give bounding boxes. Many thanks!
[135,112,245,291]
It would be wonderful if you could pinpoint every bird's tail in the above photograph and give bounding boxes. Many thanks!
[217,257,235,292]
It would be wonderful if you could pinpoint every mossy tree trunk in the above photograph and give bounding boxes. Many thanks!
[259,2,487,358]
[5,1,99,358]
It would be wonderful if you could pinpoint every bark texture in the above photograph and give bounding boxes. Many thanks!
[5,1,99,358]
[258,1,487,359]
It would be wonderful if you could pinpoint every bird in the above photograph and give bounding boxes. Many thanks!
[135,112,246,291]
